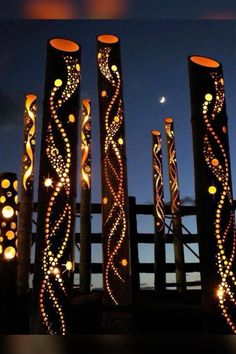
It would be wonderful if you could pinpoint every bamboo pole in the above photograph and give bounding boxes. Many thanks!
[17,94,37,296]
[152,130,166,293]
[32,38,81,335]
[79,99,92,294]
[97,34,131,306]
[165,118,186,293]
[188,55,236,333]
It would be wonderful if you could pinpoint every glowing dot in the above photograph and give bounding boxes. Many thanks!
[211,159,219,167]
[217,288,224,298]
[2,206,14,219]
[103,197,108,205]
[44,178,53,187]
[0,246,2,254]
[208,186,217,195]
[97,53,102,59]
[4,246,16,260]
[118,138,124,145]
[121,259,128,267]
[55,79,62,87]
[1,179,10,189]
[76,64,80,72]
[111,65,117,72]
[159,96,166,104]
[101,90,107,97]
[6,230,15,240]
[222,126,227,134]
[53,268,60,275]
[66,261,73,271]
[205,93,213,101]
[114,116,120,123]
[69,114,75,123]
[15,196,18,204]
[0,196,6,203]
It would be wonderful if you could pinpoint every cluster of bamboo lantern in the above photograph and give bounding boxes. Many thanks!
[0,33,236,336]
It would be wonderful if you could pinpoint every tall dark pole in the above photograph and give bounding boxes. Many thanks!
[32,38,81,335]
[97,34,131,306]
[80,99,91,294]
[152,130,166,293]
[165,118,186,293]
[0,172,18,294]
[188,55,236,333]
[17,94,37,296]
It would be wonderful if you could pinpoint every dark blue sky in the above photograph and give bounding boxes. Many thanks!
[1,20,236,288]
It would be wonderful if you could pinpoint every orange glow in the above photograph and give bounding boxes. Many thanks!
[190,56,220,68]
[121,259,128,267]
[211,159,219,167]
[165,117,173,124]
[87,0,127,19]
[50,39,80,52]
[103,197,108,205]
[152,130,161,136]
[23,0,78,19]
[97,34,119,44]
[1,179,10,189]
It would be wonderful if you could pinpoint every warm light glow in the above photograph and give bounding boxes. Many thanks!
[111,65,118,72]
[190,55,220,68]
[1,179,10,189]
[6,230,15,240]
[53,267,60,275]
[152,130,161,136]
[118,138,124,145]
[13,180,18,191]
[0,196,6,203]
[44,178,53,187]
[2,206,14,219]
[208,186,217,195]
[4,246,16,260]
[97,34,119,44]
[211,159,219,167]
[101,90,107,97]
[103,197,108,205]
[165,117,173,124]
[66,261,73,271]
[121,259,128,267]
[205,93,213,101]
[54,79,63,87]
[69,114,75,123]
[50,38,80,52]
[217,288,224,298]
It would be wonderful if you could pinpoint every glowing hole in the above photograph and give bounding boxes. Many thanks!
[69,114,75,123]
[121,259,128,267]
[111,65,117,72]
[4,246,16,260]
[118,138,124,145]
[66,261,73,271]
[101,90,107,97]
[1,179,10,189]
[44,178,53,187]
[103,197,108,205]
[208,186,217,195]
[6,230,15,240]
[211,159,219,167]
[55,79,63,87]
[0,196,6,203]
[2,206,14,219]
[205,94,213,102]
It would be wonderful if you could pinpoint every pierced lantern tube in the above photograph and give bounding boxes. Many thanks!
[188,55,236,333]
[165,118,186,293]
[17,94,37,296]
[0,172,18,294]
[80,99,91,294]
[152,130,166,293]
[97,34,131,306]
[32,38,81,335]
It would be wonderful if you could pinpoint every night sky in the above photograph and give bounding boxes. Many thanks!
[1,19,236,288]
